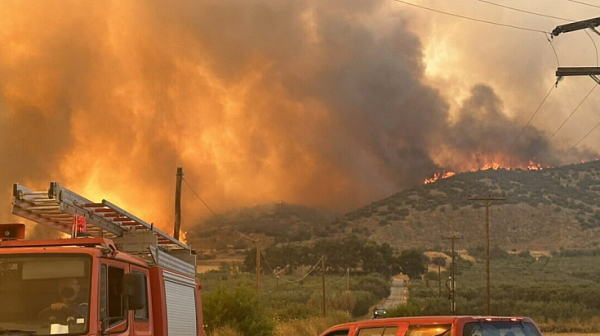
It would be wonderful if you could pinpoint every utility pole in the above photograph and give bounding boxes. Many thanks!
[322,256,326,316]
[346,267,350,294]
[553,17,600,85]
[174,167,183,240]
[468,195,505,315]
[256,241,261,294]
[438,264,441,298]
[442,234,464,315]
[221,225,261,294]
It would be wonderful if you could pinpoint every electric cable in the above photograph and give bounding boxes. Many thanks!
[278,256,324,284]
[584,30,599,67]
[183,177,257,242]
[507,84,556,154]
[392,0,551,34]
[474,0,600,156]
[568,118,600,151]
[567,0,600,9]
[546,33,561,68]
[531,85,598,158]
[478,0,570,21]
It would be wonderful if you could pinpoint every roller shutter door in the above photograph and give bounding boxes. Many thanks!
[164,271,197,335]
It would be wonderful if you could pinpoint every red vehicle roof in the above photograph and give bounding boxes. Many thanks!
[320,316,538,336]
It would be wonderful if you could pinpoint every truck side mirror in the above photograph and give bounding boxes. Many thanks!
[122,273,146,311]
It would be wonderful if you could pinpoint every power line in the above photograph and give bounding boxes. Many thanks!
[182,177,225,225]
[478,0,570,21]
[182,177,257,242]
[546,33,561,67]
[507,83,556,154]
[476,1,598,68]
[532,85,598,158]
[569,118,600,150]
[278,256,324,284]
[567,0,600,9]
[584,30,600,67]
[392,0,551,34]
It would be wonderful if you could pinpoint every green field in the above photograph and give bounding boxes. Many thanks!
[406,250,600,333]
[197,268,386,334]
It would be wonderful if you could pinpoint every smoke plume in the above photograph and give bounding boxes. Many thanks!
[0,1,596,230]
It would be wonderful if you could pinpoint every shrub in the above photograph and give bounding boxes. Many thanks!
[351,290,376,317]
[387,302,423,317]
[203,285,274,336]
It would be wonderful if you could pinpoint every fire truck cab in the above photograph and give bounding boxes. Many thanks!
[0,182,204,336]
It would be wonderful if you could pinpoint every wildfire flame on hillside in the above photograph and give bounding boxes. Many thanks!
[423,160,547,184]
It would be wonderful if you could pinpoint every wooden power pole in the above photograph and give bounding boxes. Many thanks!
[174,167,183,240]
[468,194,505,315]
[438,264,441,298]
[442,234,463,315]
[256,241,261,294]
[322,256,326,316]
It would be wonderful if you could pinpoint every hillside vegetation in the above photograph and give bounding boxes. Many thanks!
[337,160,600,251]
[191,160,600,252]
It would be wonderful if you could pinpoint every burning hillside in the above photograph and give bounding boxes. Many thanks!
[0,1,597,231]
[423,160,545,184]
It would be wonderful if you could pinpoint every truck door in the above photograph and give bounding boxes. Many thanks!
[100,259,130,335]
[130,265,152,336]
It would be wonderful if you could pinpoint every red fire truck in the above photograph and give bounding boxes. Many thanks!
[0,182,203,335]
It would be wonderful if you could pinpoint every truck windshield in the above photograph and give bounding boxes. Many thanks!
[0,254,91,335]
[463,322,542,336]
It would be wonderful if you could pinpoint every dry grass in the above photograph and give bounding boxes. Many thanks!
[545,334,600,336]
[209,326,243,336]
[275,311,352,336]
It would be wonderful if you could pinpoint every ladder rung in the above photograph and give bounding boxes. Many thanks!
[83,203,105,208]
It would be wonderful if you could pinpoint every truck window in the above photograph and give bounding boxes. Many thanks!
[463,322,542,336]
[0,254,91,335]
[100,265,126,326]
[324,330,350,336]
[133,271,149,321]
[358,327,398,336]
[407,324,452,336]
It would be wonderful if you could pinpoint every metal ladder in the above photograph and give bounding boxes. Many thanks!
[12,182,190,251]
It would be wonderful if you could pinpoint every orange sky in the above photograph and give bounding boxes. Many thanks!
[1,0,599,233]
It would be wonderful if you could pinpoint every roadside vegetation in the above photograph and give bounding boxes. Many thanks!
[199,245,600,334]
[396,248,600,333]
[198,237,429,335]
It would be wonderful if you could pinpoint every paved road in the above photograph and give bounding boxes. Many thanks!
[383,278,407,309]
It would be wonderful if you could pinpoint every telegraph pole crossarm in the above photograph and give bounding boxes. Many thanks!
[555,67,600,85]
[552,17,600,36]
[552,17,600,85]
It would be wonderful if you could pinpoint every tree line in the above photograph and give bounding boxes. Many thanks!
[243,235,428,279]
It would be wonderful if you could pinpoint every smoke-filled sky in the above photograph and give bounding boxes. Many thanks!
[2,0,600,231]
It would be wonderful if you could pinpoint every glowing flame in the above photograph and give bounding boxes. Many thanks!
[424,171,456,184]
[180,230,188,245]
[527,160,542,171]
[424,159,548,184]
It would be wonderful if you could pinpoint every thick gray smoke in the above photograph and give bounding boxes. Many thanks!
[0,0,595,227]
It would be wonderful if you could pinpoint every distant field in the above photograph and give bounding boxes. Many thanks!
[410,251,600,333]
